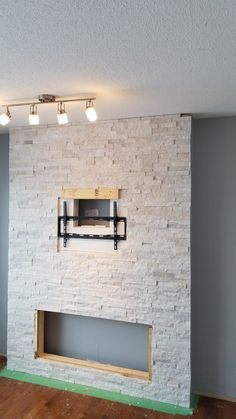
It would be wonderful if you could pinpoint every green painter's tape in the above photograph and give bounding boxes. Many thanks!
[0,368,198,415]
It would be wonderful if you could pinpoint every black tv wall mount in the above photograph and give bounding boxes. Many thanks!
[58,201,127,250]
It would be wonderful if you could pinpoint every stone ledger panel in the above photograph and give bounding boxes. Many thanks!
[7,115,191,407]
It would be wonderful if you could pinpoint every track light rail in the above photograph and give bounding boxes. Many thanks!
[0,94,97,125]
[3,96,96,108]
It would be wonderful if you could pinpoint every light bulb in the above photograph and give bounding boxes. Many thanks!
[57,102,68,125]
[29,105,39,125]
[57,112,68,124]
[85,101,97,122]
[29,114,39,125]
[0,107,11,126]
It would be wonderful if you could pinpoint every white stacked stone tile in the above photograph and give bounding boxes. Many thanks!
[8,115,191,407]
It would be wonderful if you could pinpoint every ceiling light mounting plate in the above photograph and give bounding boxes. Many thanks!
[38,94,56,103]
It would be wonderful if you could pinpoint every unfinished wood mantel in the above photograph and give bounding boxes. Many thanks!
[61,188,119,200]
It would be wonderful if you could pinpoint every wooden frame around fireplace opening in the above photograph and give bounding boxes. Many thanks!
[34,310,152,381]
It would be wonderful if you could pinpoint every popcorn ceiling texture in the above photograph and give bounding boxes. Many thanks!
[7,115,191,407]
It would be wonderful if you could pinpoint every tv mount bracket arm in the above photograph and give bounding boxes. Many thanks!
[58,201,127,250]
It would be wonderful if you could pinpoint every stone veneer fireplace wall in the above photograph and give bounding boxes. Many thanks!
[7,114,191,407]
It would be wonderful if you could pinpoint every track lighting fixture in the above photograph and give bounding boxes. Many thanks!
[29,104,39,125]
[85,100,98,122]
[0,94,97,126]
[57,102,68,125]
[0,106,11,126]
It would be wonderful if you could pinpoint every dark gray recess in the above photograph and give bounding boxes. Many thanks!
[44,312,150,372]
[74,199,110,226]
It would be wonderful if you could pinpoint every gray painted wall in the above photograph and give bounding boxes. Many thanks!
[192,117,236,399]
[44,312,149,371]
[0,134,9,354]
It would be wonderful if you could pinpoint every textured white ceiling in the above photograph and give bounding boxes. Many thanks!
[1,0,236,131]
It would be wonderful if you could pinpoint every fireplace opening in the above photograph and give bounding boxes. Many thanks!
[35,311,152,380]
